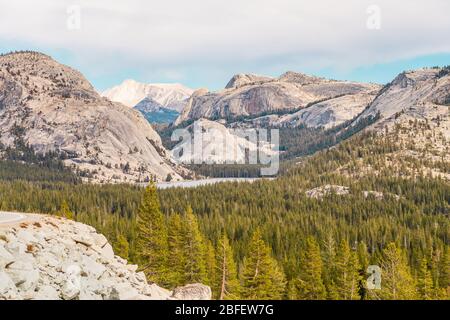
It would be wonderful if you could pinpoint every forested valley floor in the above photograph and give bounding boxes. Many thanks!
[0,124,448,300]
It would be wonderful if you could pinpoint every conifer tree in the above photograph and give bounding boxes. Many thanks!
[357,241,370,299]
[334,240,361,300]
[58,200,74,219]
[182,206,207,283]
[287,280,297,300]
[357,241,370,271]
[368,243,418,300]
[326,280,339,300]
[215,233,240,300]
[114,233,130,260]
[241,229,286,299]
[438,246,450,296]
[167,213,186,287]
[204,240,217,287]
[135,184,169,285]
[417,257,434,300]
[322,235,337,299]
[290,237,327,300]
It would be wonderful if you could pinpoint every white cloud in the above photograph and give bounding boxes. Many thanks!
[0,0,449,88]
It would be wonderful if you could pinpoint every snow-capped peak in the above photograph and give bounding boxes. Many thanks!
[102,80,194,112]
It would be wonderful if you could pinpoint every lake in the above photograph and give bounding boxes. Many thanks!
[156,177,271,189]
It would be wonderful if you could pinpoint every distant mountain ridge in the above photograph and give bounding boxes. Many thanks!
[174,71,380,127]
[134,97,180,124]
[102,79,193,112]
[168,67,449,167]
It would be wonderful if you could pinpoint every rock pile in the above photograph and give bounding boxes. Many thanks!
[0,214,210,300]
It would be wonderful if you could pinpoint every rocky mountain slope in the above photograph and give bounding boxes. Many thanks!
[343,68,450,181]
[102,79,193,112]
[0,213,211,300]
[0,52,186,183]
[171,118,277,164]
[175,72,380,128]
[170,68,449,168]
[240,92,375,129]
[356,67,450,122]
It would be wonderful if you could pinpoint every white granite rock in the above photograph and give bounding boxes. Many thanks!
[0,215,210,300]
[0,271,19,299]
[171,283,212,300]
[0,244,14,268]
[34,285,60,300]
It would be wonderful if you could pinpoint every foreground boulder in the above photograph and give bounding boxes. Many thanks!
[171,284,212,300]
[0,213,210,300]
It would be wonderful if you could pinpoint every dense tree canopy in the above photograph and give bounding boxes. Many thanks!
[0,128,448,300]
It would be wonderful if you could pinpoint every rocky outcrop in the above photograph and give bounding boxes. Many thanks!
[174,71,380,127]
[225,73,273,89]
[305,185,350,199]
[0,52,186,183]
[171,118,277,164]
[305,185,402,200]
[355,67,450,123]
[0,213,211,300]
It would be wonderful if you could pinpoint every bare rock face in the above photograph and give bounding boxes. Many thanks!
[244,92,375,129]
[356,67,450,122]
[171,118,277,164]
[0,213,210,300]
[0,52,186,183]
[225,73,273,89]
[171,283,212,300]
[175,71,380,127]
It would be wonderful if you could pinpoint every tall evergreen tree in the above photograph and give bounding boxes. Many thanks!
[417,257,434,300]
[322,234,337,299]
[357,241,370,299]
[204,240,217,287]
[215,233,240,300]
[357,241,370,271]
[135,184,169,285]
[438,246,450,297]
[166,213,186,287]
[182,206,207,283]
[241,229,286,299]
[334,240,361,300]
[368,243,418,300]
[290,237,327,300]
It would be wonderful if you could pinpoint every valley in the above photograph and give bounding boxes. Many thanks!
[0,51,449,301]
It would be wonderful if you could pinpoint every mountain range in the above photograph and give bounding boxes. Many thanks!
[166,68,449,167]
[0,51,448,181]
[102,80,193,124]
[174,72,381,128]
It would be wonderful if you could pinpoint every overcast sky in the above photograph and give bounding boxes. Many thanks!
[1,0,449,91]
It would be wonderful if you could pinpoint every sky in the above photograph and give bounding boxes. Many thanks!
[1,0,449,92]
